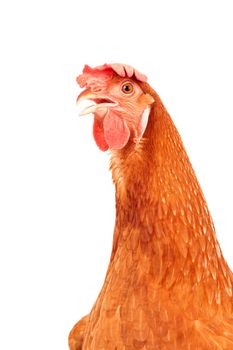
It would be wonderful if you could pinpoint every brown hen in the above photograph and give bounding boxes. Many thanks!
[69,63,233,350]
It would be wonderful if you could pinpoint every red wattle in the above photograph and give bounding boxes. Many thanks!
[93,117,109,151]
[103,111,130,150]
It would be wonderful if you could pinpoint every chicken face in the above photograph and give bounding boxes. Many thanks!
[76,64,154,151]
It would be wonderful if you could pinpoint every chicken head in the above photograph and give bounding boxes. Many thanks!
[76,63,154,151]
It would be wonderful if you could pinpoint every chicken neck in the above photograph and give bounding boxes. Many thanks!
[109,89,233,317]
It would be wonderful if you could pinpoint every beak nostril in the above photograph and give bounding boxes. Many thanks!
[91,87,103,93]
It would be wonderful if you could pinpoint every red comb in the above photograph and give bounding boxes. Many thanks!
[76,63,148,88]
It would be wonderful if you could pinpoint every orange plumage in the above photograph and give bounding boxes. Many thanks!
[69,64,233,349]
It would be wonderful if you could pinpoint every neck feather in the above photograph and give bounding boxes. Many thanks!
[109,89,233,316]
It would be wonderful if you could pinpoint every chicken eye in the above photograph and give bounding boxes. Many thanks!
[121,82,134,95]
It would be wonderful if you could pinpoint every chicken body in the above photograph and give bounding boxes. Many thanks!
[69,64,233,349]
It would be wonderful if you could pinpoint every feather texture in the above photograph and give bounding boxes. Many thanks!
[69,67,233,349]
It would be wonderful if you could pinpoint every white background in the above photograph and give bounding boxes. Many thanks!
[0,1,233,349]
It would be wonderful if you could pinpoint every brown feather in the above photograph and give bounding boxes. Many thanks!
[70,80,233,349]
